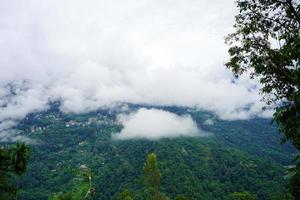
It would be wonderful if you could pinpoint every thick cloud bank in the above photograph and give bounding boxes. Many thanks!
[0,0,272,141]
[114,108,202,140]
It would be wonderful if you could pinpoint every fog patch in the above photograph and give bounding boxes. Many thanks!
[203,119,214,126]
[114,108,208,140]
[0,129,38,144]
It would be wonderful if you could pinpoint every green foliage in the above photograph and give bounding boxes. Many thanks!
[226,0,300,111]
[49,166,93,200]
[142,153,173,200]
[50,181,90,200]
[117,189,133,200]
[229,192,256,200]
[175,195,188,200]
[16,107,295,200]
[226,1,300,198]
[285,156,300,198]
[142,153,162,200]
[10,142,31,176]
[226,0,300,150]
[54,192,76,200]
[0,142,30,199]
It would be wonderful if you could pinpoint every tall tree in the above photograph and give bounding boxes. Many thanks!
[10,142,30,176]
[225,0,299,198]
[0,145,14,200]
[0,142,30,200]
[10,142,30,200]
[143,153,169,200]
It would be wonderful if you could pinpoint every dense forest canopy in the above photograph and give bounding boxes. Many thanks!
[0,105,294,200]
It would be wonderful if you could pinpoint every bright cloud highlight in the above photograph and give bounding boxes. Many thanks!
[114,108,205,140]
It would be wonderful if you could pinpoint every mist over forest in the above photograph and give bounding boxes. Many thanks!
[1,0,299,200]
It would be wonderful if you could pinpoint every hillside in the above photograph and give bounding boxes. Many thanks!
[15,105,295,200]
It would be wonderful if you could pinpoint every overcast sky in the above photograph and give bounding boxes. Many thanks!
[0,0,273,140]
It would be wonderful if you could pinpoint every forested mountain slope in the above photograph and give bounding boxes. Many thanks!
[14,105,295,200]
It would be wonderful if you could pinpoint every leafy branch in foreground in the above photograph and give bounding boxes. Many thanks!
[225,0,299,198]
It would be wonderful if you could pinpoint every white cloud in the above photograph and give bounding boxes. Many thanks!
[114,108,206,140]
[0,128,37,144]
[203,119,214,126]
[0,0,272,141]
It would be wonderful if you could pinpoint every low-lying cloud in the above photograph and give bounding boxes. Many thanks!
[114,108,204,140]
[0,0,272,141]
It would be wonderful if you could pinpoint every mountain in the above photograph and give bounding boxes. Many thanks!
[14,105,295,200]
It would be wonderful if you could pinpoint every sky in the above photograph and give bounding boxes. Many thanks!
[0,0,273,141]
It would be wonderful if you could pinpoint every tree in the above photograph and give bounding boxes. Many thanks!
[10,142,30,176]
[143,153,170,200]
[225,0,299,198]
[117,189,133,200]
[0,145,15,200]
[0,142,30,200]
[10,142,30,200]
[229,191,256,200]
